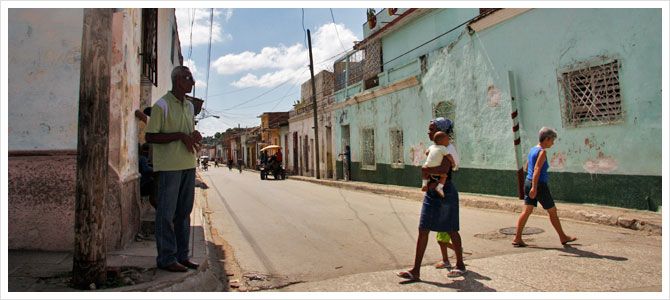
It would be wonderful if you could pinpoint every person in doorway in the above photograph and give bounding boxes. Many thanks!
[145,66,202,273]
[397,117,466,281]
[138,143,158,209]
[337,145,351,181]
[513,127,577,247]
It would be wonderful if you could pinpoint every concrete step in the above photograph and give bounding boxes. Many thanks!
[140,210,155,235]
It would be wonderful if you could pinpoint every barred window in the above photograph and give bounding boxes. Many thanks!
[390,129,404,167]
[433,100,456,144]
[361,128,375,169]
[141,8,158,86]
[558,57,623,127]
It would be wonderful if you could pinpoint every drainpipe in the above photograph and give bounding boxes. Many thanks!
[508,71,524,199]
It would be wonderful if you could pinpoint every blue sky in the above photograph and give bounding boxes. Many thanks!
[177,7,378,137]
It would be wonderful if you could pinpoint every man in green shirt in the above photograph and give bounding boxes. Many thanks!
[146,66,202,272]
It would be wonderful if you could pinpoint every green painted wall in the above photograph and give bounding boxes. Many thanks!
[333,8,662,211]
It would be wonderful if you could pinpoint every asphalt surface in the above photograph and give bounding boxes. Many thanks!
[198,166,664,292]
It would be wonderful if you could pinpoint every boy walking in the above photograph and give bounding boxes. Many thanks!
[513,127,577,247]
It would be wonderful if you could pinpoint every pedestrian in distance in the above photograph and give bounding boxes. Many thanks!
[145,66,202,273]
[397,117,466,282]
[513,127,577,247]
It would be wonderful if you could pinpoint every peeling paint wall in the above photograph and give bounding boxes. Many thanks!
[333,8,660,208]
[7,8,183,251]
[8,9,83,151]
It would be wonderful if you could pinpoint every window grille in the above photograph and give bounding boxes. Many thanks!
[390,129,404,167]
[433,101,456,144]
[361,128,375,168]
[348,50,366,86]
[558,57,623,127]
[141,8,158,86]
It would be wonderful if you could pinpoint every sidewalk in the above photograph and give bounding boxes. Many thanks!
[6,178,222,292]
[288,175,662,236]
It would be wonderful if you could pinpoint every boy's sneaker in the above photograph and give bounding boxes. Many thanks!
[436,187,445,198]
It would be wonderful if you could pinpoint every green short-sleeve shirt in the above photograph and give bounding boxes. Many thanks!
[145,92,197,171]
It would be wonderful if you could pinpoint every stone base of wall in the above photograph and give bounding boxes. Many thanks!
[8,151,142,252]
[346,162,661,211]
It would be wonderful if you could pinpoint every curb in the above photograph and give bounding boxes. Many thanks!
[106,189,223,292]
[288,176,662,236]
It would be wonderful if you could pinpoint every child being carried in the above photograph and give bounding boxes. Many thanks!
[421,131,458,198]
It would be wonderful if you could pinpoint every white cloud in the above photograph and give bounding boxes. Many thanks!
[224,8,233,21]
[232,68,307,88]
[176,8,231,49]
[213,23,359,88]
[184,59,207,90]
[196,116,234,137]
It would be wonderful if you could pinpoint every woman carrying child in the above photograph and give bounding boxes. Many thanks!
[397,117,466,281]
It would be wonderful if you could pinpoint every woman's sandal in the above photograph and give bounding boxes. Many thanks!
[446,268,467,278]
[434,261,453,269]
[396,270,420,282]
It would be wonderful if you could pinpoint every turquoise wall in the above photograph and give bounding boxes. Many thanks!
[333,8,661,210]
[382,8,479,70]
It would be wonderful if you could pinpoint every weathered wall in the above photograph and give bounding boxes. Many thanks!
[7,8,183,251]
[8,8,83,151]
[334,8,661,210]
[8,154,76,251]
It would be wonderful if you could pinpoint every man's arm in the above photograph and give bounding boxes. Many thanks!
[146,132,199,153]
[529,150,546,199]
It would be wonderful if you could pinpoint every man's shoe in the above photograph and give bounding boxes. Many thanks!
[179,260,200,270]
[160,262,188,272]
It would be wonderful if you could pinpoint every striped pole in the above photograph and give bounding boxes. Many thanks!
[508,71,524,199]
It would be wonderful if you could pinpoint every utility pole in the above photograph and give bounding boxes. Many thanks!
[307,29,320,179]
[73,8,113,288]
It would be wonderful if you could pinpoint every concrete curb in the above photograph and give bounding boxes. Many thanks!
[105,188,223,292]
[288,176,662,236]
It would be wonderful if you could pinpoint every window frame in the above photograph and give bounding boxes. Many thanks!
[557,55,624,128]
[389,128,404,169]
[360,127,376,170]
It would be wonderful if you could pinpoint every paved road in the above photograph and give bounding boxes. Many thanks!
[198,167,663,292]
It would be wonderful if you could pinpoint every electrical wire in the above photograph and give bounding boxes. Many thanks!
[382,15,478,67]
[330,8,347,52]
[187,8,195,61]
[301,8,307,47]
[204,8,214,109]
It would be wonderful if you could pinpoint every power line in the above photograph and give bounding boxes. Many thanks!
[203,8,214,109]
[329,8,347,52]
[187,8,195,61]
[301,8,307,47]
[382,15,478,67]
[206,86,254,98]
[218,67,308,112]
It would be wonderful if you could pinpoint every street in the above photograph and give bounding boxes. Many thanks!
[198,166,662,292]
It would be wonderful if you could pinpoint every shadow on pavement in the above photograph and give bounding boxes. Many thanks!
[530,244,628,261]
[398,270,497,292]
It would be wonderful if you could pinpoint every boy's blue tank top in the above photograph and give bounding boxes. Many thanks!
[526,146,549,182]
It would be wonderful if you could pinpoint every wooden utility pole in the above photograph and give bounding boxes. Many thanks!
[307,29,320,179]
[72,8,113,288]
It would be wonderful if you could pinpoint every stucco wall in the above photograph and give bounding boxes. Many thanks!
[333,8,661,209]
[8,8,83,151]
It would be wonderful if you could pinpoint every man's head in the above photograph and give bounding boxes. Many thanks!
[171,66,194,94]
[433,131,449,146]
[538,126,557,148]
